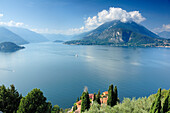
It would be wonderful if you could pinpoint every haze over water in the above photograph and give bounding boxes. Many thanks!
[0,42,170,108]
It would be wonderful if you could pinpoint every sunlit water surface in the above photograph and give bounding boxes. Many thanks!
[0,42,170,108]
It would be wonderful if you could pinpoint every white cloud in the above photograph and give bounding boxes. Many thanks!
[162,24,170,31]
[0,14,3,18]
[0,20,24,27]
[31,27,85,35]
[0,13,25,27]
[153,24,170,33]
[71,7,146,34]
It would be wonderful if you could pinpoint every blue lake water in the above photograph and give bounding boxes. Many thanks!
[0,42,170,108]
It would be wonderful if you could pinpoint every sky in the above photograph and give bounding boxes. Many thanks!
[0,0,170,34]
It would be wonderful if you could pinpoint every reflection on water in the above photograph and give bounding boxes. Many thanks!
[0,42,170,108]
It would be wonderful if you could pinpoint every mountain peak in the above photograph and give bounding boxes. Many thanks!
[65,20,167,47]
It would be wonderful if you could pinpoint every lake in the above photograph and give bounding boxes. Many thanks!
[0,42,170,108]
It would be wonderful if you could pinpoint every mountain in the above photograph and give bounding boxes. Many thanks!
[65,20,166,47]
[71,31,90,40]
[158,31,170,39]
[0,42,25,52]
[42,34,73,41]
[7,27,49,43]
[0,27,28,45]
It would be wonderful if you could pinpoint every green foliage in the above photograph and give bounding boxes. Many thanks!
[76,97,80,102]
[64,108,71,113]
[73,103,77,111]
[96,90,101,105]
[0,84,22,113]
[60,108,64,113]
[84,102,101,113]
[93,93,96,102]
[47,102,52,113]
[150,88,162,113]
[81,91,90,112]
[163,90,170,113]
[107,84,114,107]
[85,96,155,113]
[114,86,118,105]
[84,88,170,113]
[52,105,60,113]
[17,88,50,113]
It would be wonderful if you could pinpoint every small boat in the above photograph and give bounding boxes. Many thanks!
[75,54,78,57]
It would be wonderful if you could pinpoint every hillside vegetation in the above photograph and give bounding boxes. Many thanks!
[0,84,169,113]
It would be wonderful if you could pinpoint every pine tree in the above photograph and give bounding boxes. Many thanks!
[0,84,22,113]
[81,91,90,112]
[96,90,101,105]
[76,97,79,102]
[150,88,162,113]
[163,90,170,113]
[107,84,114,107]
[113,86,118,106]
[17,88,50,113]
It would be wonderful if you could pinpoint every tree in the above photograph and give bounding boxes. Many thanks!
[76,97,79,102]
[150,88,161,113]
[52,105,60,113]
[73,103,77,112]
[96,90,101,105]
[107,84,114,107]
[113,86,118,105]
[17,88,50,113]
[163,90,170,113]
[93,93,96,102]
[0,84,22,113]
[81,91,90,112]
[47,102,52,113]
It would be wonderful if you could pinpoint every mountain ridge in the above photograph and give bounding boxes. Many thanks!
[65,20,168,47]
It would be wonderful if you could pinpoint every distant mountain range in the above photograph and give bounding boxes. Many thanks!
[7,27,48,43]
[0,27,29,45]
[65,20,169,47]
[158,31,170,39]
[0,42,25,52]
[0,26,49,45]
[42,34,73,41]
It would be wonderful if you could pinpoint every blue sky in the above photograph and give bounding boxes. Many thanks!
[0,0,170,34]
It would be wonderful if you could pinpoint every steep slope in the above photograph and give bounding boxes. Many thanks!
[7,27,48,43]
[0,27,28,45]
[158,31,170,39]
[65,20,165,46]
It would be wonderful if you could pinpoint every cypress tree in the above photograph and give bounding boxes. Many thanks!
[113,86,118,106]
[76,97,79,102]
[107,84,114,107]
[93,93,96,102]
[163,90,170,113]
[150,88,162,113]
[81,91,90,112]
[96,90,101,105]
